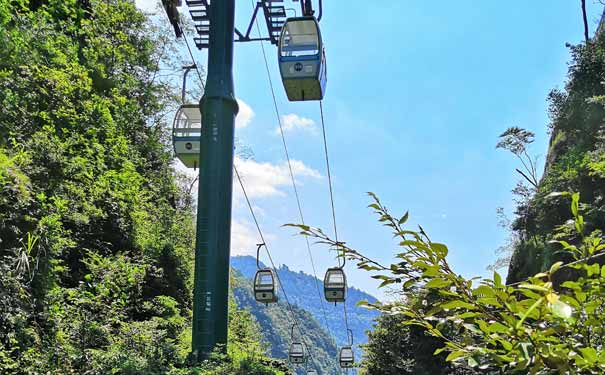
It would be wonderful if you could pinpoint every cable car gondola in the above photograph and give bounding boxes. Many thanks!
[339,346,354,368]
[339,329,355,368]
[173,64,202,169]
[306,370,318,375]
[173,104,202,168]
[278,16,327,101]
[253,243,278,305]
[289,324,307,364]
[289,342,306,364]
[324,267,346,303]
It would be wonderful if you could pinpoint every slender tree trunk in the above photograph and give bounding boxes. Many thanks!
[581,0,590,42]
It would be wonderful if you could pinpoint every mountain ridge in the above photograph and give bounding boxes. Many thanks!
[231,255,380,364]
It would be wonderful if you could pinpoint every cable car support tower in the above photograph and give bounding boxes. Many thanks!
[162,0,325,362]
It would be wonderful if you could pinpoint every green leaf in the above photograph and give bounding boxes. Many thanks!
[462,323,481,334]
[398,211,409,225]
[367,203,381,210]
[456,311,479,319]
[579,347,597,364]
[575,215,585,234]
[518,283,549,293]
[550,261,564,274]
[571,192,580,216]
[473,285,496,297]
[440,300,477,311]
[431,243,449,259]
[445,350,466,362]
[425,278,452,289]
[434,347,446,355]
[400,240,429,249]
[516,297,544,329]
[493,271,503,287]
[488,322,510,334]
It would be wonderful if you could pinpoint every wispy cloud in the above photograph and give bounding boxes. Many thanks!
[275,113,317,135]
[234,156,321,199]
[231,220,260,256]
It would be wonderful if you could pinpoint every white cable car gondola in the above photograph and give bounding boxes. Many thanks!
[173,64,202,169]
[173,104,202,169]
[289,342,306,364]
[324,267,346,303]
[289,325,307,364]
[253,244,278,305]
[339,329,355,368]
[278,16,327,101]
[339,346,354,368]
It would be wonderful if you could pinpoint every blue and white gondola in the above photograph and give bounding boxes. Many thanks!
[278,16,327,101]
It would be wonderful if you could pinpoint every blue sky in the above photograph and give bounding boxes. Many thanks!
[139,0,605,298]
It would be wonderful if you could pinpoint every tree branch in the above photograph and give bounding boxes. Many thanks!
[582,0,589,42]
[515,168,538,189]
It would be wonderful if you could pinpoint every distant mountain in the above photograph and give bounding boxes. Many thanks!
[231,256,380,363]
[232,271,339,375]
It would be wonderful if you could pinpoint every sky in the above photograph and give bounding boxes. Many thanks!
[137,0,605,299]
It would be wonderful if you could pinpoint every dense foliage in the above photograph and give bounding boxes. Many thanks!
[232,269,339,375]
[0,1,286,374]
[285,15,605,375]
[361,313,477,375]
[506,31,605,283]
[294,192,605,374]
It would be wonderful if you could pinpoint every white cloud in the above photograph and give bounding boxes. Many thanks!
[236,99,254,129]
[231,220,259,256]
[176,156,321,202]
[135,0,160,12]
[234,156,321,199]
[275,114,316,135]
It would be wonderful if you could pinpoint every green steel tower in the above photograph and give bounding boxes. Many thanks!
[191,0,238,360]
[161,0,323,361]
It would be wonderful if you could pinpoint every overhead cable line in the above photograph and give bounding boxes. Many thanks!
[182,51,318,367]
[180,20,206,90]
[249,0,337,348]
[319,100,352,339]
[234,165,319,369]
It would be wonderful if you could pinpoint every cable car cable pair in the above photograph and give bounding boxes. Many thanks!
[236,166,320,369]
[171,4,329,370]
[255,0,338,347]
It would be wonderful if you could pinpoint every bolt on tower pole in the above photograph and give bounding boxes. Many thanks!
[191,0,239,361]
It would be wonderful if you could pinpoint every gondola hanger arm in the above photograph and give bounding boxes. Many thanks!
[256,243,266,269]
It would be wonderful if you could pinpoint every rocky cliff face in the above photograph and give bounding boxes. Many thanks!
[506,26,605,283]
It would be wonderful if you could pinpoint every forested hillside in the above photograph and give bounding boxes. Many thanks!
[506,21,605,283]
[232,255,379,359]
[232,270,339,375]
[0,1,285,374]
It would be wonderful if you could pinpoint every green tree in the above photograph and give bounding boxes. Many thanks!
[0,1,287,374]
[292,192,605,374]
[361,313,477,375]
[506,30,605,284]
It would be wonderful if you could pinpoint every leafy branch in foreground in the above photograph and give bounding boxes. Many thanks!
[288,192,605,374]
